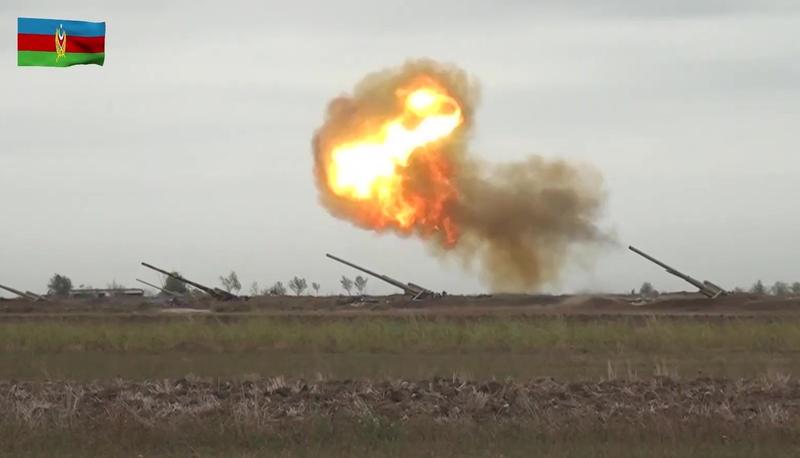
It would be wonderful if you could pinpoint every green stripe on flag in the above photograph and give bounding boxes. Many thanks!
[18,51,104,67]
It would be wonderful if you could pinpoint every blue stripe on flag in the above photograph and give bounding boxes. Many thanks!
[18,17,105,37]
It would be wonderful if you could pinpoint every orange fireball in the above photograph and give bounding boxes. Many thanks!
[313,61,608,292]
[319,77,464,244]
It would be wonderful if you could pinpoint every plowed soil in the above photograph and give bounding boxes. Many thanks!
[5,376,800,427]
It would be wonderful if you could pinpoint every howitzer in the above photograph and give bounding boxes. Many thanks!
[325,253,436,300]
[140,262,239,301]
[136,279,182,297]
[0,283,44,301]
[26,291,47,301]
[628,245,726,298]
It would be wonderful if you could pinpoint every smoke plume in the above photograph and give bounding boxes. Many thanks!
[313,59,607,291]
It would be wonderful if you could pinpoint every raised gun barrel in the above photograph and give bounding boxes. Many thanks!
[25,291,47,301]
[25,291,46,301]
[140,262,239,301]
[628,245,725,298]
[325,253,432,298]
[136,278,181,297]
[0,283,43,301]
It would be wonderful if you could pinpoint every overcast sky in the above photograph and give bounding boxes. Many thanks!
[1,0,799,296]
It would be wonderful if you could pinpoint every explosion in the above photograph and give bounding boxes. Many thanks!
[318,74,465,244]
[313,59,607,291]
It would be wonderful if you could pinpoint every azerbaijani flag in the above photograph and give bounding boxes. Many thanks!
[18,17,105,67]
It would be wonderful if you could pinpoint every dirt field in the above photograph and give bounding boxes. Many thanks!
[2,293,799,456]
[7,376,800,424]
[4,376,800,457]
[2,291,799,317]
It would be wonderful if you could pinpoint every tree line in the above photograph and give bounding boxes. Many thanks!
[249,274,370,297]
[39,271,373,298]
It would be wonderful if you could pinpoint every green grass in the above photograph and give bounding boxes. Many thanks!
[2,317,798,380]
[2,349,797,380]
[2,316,800,353]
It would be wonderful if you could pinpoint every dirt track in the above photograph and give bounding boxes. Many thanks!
[1,292,799,319]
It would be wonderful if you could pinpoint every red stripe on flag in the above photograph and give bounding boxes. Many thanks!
[17,33,104,53]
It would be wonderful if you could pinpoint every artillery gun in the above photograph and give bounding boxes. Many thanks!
[628,245,726,299]
[0,283,46,302]
[140,262,239,301]
[136,278,183,297]
[325,253,438,300]
[26,291,46,301]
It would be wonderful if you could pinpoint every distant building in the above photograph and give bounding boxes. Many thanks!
[68,288,144,299]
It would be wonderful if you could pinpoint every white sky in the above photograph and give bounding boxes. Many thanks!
[1,0,799,296]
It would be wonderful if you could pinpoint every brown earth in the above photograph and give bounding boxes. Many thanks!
[1,292,799,318]
[4,376,800,428]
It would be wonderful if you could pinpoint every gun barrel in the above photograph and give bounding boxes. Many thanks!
[665,268,706,290]
[407,282,432,294]
[136,278,180,297]
[24,291,47,301]
[629,246,704,284]
[141,262,211,293]
[141,262,178,280]
[629,245,726,298]
[0,283,36,300]
[141,262,237,300]
[628,246,678,272]
[325,253,416,294]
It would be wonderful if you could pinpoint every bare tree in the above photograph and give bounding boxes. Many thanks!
[354,275,369,295]
[792,282,800,296]
[288,277,308,296]
[340,276,354,296]
[219,271,242,293]
[771,281,790,297]
[249,282,260,297]
[47,274,73,297]
[312,282,321,296]
[750,280,766,295]
[268,281,287,296]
